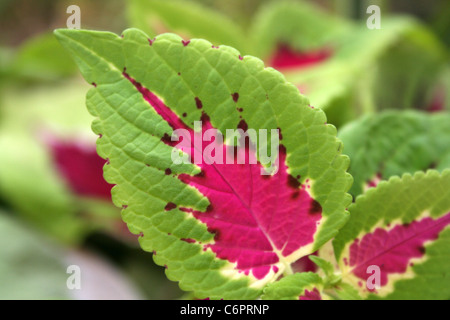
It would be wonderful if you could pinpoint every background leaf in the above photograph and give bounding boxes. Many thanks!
[285,17,447,126]
[338,110,450,197]
[0,211,71,299]
[333,170,450,299]
[0,80,121,244]
[249,0,352,59]
[11,33,79,81]
[127,0,247,53]
[0,211,146,300]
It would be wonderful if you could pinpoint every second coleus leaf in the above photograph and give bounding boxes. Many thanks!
[334,170,450,299]
[55,28,352,299]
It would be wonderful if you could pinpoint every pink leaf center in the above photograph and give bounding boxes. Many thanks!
[349,212,450,289]
[123,71,323,279]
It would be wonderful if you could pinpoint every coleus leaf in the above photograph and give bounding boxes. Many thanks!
[338,111,450,197]
[333,170,450,299]
[261,272,323,300]
[55,28,352,299]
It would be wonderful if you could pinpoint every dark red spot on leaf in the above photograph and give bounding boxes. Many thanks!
[277,127,283,140]
[165,202,177,211]
[200,112,210,123]
[309,200,322,215]
[181,238,196,243]
[195,97,203,109]
[194,170,205,178]
[287,175,301,189]
[161,133,172,144]
[237,119,248,132]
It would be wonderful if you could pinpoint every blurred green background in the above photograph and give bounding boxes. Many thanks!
[0,0,448,299]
